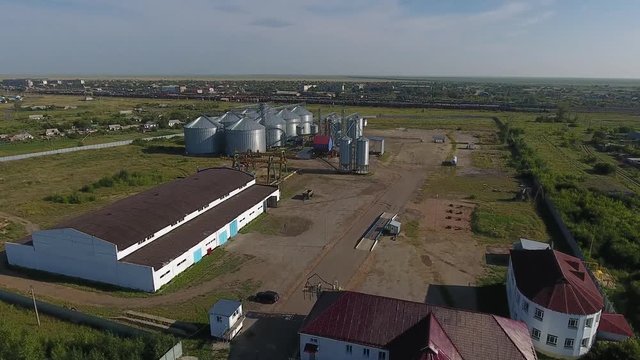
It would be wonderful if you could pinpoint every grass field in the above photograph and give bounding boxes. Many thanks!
[0,139,226,228]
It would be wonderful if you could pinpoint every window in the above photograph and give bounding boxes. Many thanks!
[531,328,541,341]
[345,345,352,354]
[310,338,318,344]
[568,318,579,329]
[564,338,574,349]
[546,334,558,346]
[585,318,593,328]
[216,316,222,323]
[363,348,370,358]
[522,302,529,313]
[378,352,386,360]
[159,270,170,279]
[581,338,590,348]
[534,308,544,321]
[177,258,186,266]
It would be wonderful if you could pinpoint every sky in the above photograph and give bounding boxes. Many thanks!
[0,0,639,78]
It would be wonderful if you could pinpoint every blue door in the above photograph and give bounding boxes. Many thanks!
[219,230,228,245]
[193,248,203,263]
[230,220,238,237]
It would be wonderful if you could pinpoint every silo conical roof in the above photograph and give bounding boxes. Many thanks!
[291,105,312,116]
[218,111,242,125]
[185,116,221,129]
[229,117,266,131]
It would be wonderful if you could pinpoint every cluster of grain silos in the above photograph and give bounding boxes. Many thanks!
[184,103,315,156]
[184,116,224,155]
[336,113,369,174]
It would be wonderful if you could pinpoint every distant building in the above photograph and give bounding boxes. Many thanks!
[108,124,122,131]
[28,114,44,120]
[44,128,62,137]
[142,122,158,131]
[275,90,300,96]
[209,299,244,340]
[119,110,133,115]
[433,135,446,143]
[2,79,33,88]
[300,291,538,360]
[10,132,34,142]
[168,119,183,128]
[160,85,179,94]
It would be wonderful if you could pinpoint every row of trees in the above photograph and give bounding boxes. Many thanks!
[497,118,639,357]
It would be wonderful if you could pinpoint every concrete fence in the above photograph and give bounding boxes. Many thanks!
[158,342,183,360]
[0,134,183,163]
[0,288,147,337]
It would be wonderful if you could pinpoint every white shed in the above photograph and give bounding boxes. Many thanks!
[209,299,244,340]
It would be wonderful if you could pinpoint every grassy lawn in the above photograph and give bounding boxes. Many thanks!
[0,141,226,228]
[0,219,27,250]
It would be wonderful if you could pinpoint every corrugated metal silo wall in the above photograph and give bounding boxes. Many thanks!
[356,138,370,168]
[339,137,352,169]
[225,129,266,155]
[266,126,285,147]
[184,127,216,154]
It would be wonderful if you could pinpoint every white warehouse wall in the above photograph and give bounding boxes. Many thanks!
[117,179,256,259]
[6,229,155,292]
[299,333,388,360]
[151,189,277,291]
[507,261,601,359]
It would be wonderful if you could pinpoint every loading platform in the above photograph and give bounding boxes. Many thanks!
[355,212,397,251]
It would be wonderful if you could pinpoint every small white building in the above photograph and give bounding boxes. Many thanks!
[44,128,62,137]
[119,110,133,115]
[108,124,122,131]
[168,119,183,128]
[28,114,44,120]
[507,248,604,359]
[10,132,34,142]
[209,299,244,340]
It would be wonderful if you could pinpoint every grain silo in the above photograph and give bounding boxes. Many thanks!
[339,136,352,172]
[278,109,301,138]
[355,136,370,174]
[347,114,363,140]
[225,117,266,155]
[218,111,242,129]
[264,112,287,148]
[183,116,223,155]
[291,106,313,135]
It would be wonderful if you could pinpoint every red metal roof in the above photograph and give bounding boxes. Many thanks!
[510,249,603,315]
[300,291,537,360]
[313,135,331,145]
[598,313,634,338]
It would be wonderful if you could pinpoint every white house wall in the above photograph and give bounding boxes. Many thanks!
[300,333,389,360]
[6,229,155,292]
[151,190,276,291]
[117,179,256,259]
[507,261,601,359]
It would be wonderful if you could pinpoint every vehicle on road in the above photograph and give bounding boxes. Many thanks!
[254,291,279,304]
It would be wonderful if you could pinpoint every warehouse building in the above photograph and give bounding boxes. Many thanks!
[6,168,279,292]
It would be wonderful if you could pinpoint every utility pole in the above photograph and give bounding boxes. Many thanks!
[30,286,41,327]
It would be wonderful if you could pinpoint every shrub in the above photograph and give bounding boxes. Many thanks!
[593,162,616,175]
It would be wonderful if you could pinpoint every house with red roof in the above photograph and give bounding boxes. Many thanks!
[299,291,537,360]
[508,248,607,358]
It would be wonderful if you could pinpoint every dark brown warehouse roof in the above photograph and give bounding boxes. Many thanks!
[122,184,278,269]
[54,167,254,251]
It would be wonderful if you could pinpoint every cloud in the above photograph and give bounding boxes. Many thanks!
[250,17,293,28]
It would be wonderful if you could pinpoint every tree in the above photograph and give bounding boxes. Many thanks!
[593,162,616,175]
[583,339,640,360]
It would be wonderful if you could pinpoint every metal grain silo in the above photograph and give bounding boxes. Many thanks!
[225,117,266,155]
[241,108,260,120]
[278,109,301,138]
[184,116,223,155]
[339,136,352,172]
[218,111,242,129]
[311,124,319,134]
[355,136,370,174]
[264,112,287,147]
[347,114,363,140]
[291,106,313,135]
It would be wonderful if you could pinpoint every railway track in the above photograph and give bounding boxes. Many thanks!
[580,144,640,191]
